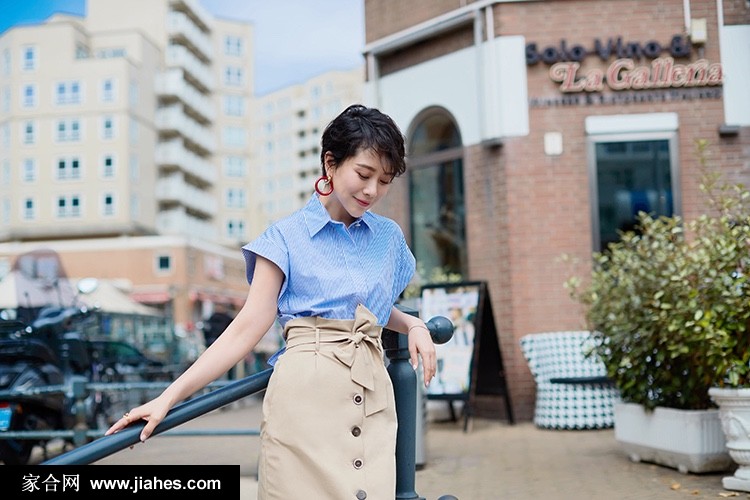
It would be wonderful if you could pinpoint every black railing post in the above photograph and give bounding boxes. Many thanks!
[70,375,89,447]
[384,306,454,500]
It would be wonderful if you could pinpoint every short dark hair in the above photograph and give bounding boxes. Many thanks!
[320,104,406,178]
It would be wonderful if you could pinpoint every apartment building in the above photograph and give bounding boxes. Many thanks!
[250,67,363,238]
[0,0,255,334]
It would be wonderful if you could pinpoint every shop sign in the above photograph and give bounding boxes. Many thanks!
[526,35,693,65]
[526,35,723,93]
[550,57,722,92]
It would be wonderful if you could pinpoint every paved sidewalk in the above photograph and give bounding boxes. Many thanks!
[44,398,744,499]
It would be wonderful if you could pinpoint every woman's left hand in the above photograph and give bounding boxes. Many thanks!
[408,325,436,387]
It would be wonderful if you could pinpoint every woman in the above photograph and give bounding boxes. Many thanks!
[106,104,437,499]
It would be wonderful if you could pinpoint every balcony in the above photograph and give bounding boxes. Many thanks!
[165,44,214,92]
[170,0,212,32]
[156,69,215,123]
[155,174,218,217]
[156,104,216,153]
[167,11,213,61]
[155,139,217,185]
[156,207,217,241]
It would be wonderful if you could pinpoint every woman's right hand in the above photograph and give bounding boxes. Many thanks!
[105,394,172,443]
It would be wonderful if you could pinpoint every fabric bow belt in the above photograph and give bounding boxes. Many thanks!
[284,304,388,416]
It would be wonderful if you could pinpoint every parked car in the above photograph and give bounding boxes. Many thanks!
[86,339,174,382]
[83,339,178,428]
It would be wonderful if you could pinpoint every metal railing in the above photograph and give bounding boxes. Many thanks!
[38,312,458,500]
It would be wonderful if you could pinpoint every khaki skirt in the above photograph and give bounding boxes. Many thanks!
[257,305,397,500]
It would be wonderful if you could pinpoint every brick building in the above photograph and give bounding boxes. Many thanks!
[362,0,750,421]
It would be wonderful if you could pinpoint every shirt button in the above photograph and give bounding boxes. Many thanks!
[353,394,363,405]
[351,426,362,437]
[356,490,367,499]
[353,458,363,469]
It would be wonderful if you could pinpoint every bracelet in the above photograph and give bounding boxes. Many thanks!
[408,324,429,335]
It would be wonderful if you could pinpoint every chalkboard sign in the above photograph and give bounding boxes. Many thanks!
[420,281,514,430]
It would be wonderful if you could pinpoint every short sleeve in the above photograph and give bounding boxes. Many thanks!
[241,225,289,296]
[391,225,416,302]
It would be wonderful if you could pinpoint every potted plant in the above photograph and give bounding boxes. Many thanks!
[564,140,749,475]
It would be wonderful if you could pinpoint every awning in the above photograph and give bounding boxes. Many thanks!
[188,290,246,308]
[129,290,172,304]
[76,279,163,316]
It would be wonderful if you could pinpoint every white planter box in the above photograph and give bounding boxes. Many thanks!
[614,402,733,473]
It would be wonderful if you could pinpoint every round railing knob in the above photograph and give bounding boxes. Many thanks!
[426,316,454,345]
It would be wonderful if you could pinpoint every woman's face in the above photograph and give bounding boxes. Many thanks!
[322,148,394,225]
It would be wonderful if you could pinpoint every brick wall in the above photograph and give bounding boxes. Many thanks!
[368,0,750,422]
[365,0,478,42]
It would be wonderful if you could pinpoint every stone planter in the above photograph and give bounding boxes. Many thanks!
[614,402,732,473]
[708,387,750,492]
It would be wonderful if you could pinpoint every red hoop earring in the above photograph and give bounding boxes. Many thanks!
[315,176,333,196]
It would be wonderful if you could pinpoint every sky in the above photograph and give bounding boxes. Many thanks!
[0,0,365,96]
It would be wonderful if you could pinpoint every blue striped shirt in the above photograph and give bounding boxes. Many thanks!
[242,193,416,329]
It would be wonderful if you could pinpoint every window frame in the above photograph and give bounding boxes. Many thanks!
[586,130,682,252]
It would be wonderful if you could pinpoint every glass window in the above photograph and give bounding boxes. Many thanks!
[23,84,35,107]
[2,199,9,225]
[56,119,81,142]
[56,157,82,180]
[224,36,242,56]
[227,219,245,239]
[22,46,35,70]
[70,81,80,103]
[2,49,10,76]
[129,118,139,145]
[589,135,678,252]
[70,120,80,140]
[75,44,89,59]
[2,86,9,113]
[129,154,139,181]
[56,195,80,217]
[24,198,35,220]
[226,188,246,208]
[157,255,171,272]
[103,193,114,215]
[129,80,138,107]
[22,158,36,182]
[224,66,243,86]
[23,121,35,144]
[21,158,36,182]
[102,78,114,102]
[102,155,115,178]
[225,156,246,177]
[55,81,81,104]
[70,196,80,216]
[224,95,244,116]
[223,127,246,148]
[408,110,467,277]
[1,160,9,185]
[102,116,114,139]
[57,121,66,141]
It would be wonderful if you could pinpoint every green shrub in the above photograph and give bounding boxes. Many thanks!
[566,140,750,410]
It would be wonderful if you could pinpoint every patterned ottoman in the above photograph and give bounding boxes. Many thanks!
[520,331,621,430]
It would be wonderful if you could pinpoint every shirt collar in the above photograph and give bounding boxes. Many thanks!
[303,194,374,237]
